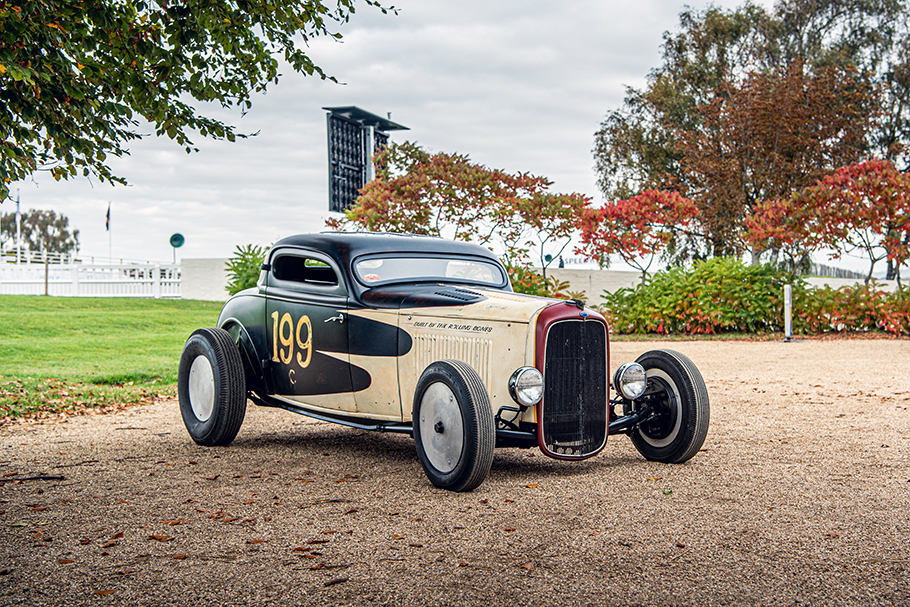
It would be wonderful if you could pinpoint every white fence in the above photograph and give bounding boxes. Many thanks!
[0,262,181,298]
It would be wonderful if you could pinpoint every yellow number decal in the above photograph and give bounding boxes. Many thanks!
[295,315,312,368]
[272,311,314,369]
[271,311,280,362]
[278,312,294,365]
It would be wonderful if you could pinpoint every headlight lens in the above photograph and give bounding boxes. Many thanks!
[614,362,647,400]
[509,367,544,407]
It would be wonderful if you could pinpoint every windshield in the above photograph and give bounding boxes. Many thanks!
[353,255,506,287]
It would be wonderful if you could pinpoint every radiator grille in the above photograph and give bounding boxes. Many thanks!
[541,320,607,457]
[414,334,493,388]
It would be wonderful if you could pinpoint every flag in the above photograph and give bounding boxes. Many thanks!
[105,203,110,231]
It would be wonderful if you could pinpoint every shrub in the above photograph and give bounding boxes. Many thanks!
[225,244,267,296]
[600,258,910,336]
[599,258,804,334]
[794,283,910,335]
[507,265,574,299]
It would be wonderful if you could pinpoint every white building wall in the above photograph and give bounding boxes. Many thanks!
[181,258,231,301]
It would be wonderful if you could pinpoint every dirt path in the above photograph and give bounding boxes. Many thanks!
[1,339,908,606]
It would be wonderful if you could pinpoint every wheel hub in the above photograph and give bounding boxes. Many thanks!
[419,382,464,474]
[188,355,215,422]
[640,377,678,440]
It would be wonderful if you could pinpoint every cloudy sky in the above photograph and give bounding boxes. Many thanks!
[11,0,772,266]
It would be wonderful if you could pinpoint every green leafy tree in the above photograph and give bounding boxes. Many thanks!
[225,244,267,295]
[0,209,79,256]
[0,0,393,200]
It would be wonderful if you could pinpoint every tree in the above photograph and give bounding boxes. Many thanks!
[0,209,79,256]
[679,60,873,259]
[327,142,589,274]
[594,0,908,259]
[0,0,392,201]
[575,189,700,281]
[747,159,910,283]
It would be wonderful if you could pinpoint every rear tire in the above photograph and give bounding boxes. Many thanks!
[178,328,247,446]
[629,349,709,464]
[412,360,495,492]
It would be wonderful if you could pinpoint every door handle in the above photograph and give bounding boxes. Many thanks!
[325,314,345,324]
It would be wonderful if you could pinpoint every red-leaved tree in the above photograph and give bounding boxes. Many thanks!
[575,190,700,281]
[327,142,588,276]
[747,159,910,284]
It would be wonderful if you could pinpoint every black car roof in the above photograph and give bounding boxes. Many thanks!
[271,232,502,266]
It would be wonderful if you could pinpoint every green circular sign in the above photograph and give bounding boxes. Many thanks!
[170,233,185,248]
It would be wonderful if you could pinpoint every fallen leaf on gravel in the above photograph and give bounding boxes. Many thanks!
[117,568,134,575]
[524,484,539,488]
[57,558,74,564]
[520,562,534,570]
[148,535,173,542]
[324,577,348,587]
[343,509,358,515]
[295,478,314,483]
[79,539,91,545]
[164,520,187,526]
[94,590,115,596]
[663,490,673,495]
[504,528,516,532]
[173,554,187,560]
[306,539,329,545]
[647,477,663,481]
[675,542,686,548]
[409,543,423,548]
[101,541,118,548]
[111,531,124,539]
[116,500,128,504]
[30,506,47,511]
[244,499,255,505]
[826,531,841,538]
[310,563,326,570]
[392,534,404,540]
[322,530,336,535]
[335,479,348,483]
[220,517,239,523]
[292,547,311,552]
[205,475,220,481]
[247,539,267,544]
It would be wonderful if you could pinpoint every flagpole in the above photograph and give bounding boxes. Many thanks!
[15,190,21,265]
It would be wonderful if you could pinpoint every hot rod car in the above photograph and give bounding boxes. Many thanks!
[178,232,709,491]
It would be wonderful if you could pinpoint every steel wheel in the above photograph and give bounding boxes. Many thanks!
[418,381,466,474]
[629,349,709,464]
[412,360,494,492]
[178,327,247,446]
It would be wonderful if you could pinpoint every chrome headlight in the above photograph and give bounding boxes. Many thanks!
[509,367,544,407]
[613,362,647,400]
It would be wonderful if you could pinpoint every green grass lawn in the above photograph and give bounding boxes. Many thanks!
[0,296,222,420]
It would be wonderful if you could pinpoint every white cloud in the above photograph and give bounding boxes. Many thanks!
[8,0,769,264]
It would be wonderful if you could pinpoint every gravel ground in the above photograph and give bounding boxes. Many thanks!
[0,339,908,607]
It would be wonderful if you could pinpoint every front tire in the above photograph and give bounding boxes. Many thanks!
[412,360,495,492]
[178,328,247,446]
[629,349,709,464]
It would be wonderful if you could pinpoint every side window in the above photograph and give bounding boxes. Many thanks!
[272,255,339,287]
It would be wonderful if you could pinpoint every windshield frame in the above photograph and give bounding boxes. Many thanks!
[351,253,509,290]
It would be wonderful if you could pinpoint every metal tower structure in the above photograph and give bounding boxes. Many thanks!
[324,106,408,213]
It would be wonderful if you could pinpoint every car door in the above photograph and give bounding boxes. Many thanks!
[262,248,360,413]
